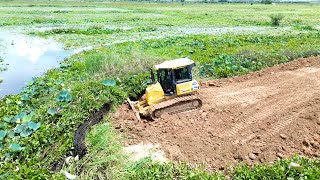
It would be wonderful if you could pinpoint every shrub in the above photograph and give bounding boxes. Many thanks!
[269,14,284,26]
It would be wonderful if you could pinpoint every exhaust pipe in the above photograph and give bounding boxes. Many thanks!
[150,68,156,84]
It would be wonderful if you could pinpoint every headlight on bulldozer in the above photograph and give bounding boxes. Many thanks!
[192,80,200,90]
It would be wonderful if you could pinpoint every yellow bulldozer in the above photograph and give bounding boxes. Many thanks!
[127,58,202,120]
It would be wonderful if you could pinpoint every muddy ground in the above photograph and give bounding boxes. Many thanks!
[112,57,320,170]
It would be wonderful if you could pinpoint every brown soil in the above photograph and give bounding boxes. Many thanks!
[112,57,320,170]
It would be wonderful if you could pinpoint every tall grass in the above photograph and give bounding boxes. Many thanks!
[83,46,165,78]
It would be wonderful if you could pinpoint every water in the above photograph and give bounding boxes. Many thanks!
[0,31,73,98]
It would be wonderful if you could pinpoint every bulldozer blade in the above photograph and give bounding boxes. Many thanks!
[127,97,141,121]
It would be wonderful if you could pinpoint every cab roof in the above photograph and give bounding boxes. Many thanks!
[154,58,195,70]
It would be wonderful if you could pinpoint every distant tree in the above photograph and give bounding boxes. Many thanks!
[262,0,272,4]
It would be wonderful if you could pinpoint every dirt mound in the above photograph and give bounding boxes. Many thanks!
[112,57,320,170]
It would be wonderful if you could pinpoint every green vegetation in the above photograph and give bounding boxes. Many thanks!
[35,26,157,36]
[0,1,319,179]
[233,156,320,179]
[125,156,320,179]
[1,1,318,28]
[138,32,320,78]
[122,158,224,179]
[1,31,319,178]
[270,14,285,26]
[37,27,124,36]
[1,1,320,49]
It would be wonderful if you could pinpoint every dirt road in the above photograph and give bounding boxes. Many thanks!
[112,57,320,170]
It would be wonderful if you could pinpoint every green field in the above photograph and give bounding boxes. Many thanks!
[0,1,319,179]
[1,1,320,49]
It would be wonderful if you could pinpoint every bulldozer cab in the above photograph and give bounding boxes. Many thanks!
[155,58,195,96]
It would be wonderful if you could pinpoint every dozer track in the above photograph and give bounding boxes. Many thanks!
[149,95,202,120]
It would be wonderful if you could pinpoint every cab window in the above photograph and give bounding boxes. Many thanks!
[157,69,174,94]
[174,67,191,83]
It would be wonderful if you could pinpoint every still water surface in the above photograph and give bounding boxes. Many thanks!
[0,31,73,98]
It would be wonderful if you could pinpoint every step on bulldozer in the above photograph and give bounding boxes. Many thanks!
[127,58,202,120]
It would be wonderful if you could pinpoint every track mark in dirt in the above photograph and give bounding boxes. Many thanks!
[112,57,320,169]
[220,66,320,140]
[205,86,269,107]
[264,113,296,138]
[224,105,276,137]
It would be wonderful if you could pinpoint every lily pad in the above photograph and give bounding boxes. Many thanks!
[27,79,35,86]
[65,94,72,102]
[14,125,24,133]
[49,87,56,92]
[0,122,6,129]
[56,79,63,84]
[21,94,30,101]
[3,117,11,123]
[0,130,7,141]
[56,90,72,102]
[14,111,27,123]
[39,81,46,86]
[7,131,15,138]
[60,90,70,97]
[28,122,40,131]
[56,95,64,102]
[9,143,25,151]
[20,129,33,137]
[22,112,35,123]
[47,108,57,115]
[102,79,116,86]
